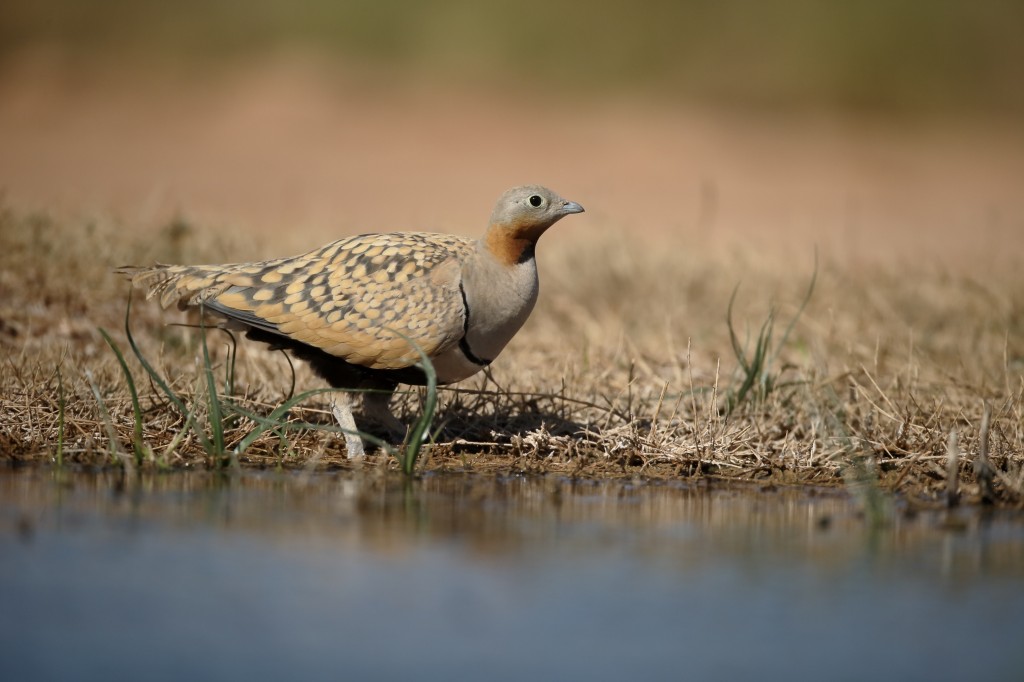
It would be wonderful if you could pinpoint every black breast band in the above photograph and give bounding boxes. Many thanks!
[458,282,493,366]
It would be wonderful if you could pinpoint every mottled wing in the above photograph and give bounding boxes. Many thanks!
[117,232,475,369]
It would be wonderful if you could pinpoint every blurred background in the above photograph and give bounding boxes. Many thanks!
[1,0,1022,258]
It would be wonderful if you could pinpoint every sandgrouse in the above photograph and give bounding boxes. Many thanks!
[118,185,584,457]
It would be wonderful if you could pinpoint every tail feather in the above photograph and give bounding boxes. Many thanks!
[114,264,230,310]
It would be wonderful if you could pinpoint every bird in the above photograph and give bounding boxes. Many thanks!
[117,185,584,458]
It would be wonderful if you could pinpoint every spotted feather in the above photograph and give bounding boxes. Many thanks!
[119,232,475,369]
[117,185,585,458]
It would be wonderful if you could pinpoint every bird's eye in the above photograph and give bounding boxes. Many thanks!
[528,195,543,207]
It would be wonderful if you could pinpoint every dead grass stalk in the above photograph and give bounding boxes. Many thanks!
[1,207,1022,507]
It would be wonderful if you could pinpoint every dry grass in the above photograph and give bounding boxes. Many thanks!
[2,205,1023,508]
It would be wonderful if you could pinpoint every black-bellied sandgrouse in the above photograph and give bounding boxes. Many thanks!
[117,185,584,457]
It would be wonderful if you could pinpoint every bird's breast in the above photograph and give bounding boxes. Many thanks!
[459,257,539,366]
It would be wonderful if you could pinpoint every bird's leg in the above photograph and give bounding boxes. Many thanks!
[361,387,407,444]
[330,391,365,459]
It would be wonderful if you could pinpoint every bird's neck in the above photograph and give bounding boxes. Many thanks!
[483,223,542,267]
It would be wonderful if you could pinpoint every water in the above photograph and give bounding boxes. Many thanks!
[2,466,1023,681]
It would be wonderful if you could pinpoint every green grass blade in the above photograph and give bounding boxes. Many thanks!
[85,369,131,469]
[160,399,201,465]
[727,307,773,413]
[122,293,214,453]
[726,284,749,374]
[397,337,438,476]
[725,252,816,415]
[752,312,775,397]
[197,310,227,463]
[99,328,147,465]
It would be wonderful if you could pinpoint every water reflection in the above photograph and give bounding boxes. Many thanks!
[2,467,1023,681]
[5,467,1020,577]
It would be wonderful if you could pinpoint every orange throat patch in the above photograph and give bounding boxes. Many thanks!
[484,227,539,267]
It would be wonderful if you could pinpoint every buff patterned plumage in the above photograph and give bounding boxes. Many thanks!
[121,232,475,369]
[118,185,585,457]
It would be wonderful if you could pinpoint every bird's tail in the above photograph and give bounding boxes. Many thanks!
[114,263,232,310]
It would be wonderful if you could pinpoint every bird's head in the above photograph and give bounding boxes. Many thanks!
[484,185,585,265]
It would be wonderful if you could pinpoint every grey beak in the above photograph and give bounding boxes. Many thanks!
[561,200,585,214]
